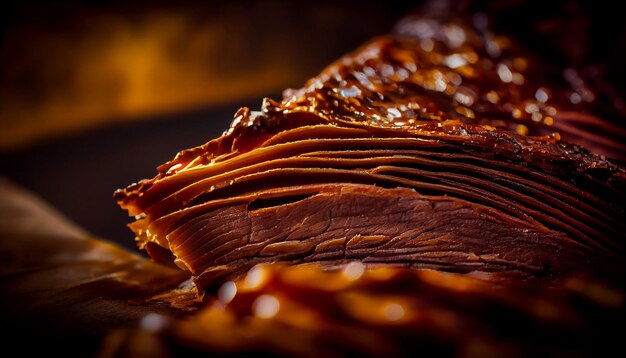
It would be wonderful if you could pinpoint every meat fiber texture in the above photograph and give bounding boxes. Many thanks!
[115,14,625,290]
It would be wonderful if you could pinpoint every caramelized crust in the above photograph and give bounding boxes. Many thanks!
[114,15,625,289]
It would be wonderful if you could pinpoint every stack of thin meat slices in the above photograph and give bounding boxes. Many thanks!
[110,4,625,357]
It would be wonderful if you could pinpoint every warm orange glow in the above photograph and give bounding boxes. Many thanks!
[1,3,401,150]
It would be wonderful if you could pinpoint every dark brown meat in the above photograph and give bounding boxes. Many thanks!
[158,184,616,287]
[115,13,625,289]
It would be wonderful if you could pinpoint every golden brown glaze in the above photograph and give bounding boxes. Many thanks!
[114,14,625,290]
[115,15,626,203]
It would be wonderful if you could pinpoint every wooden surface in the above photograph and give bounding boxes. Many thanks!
[0,177,190,355]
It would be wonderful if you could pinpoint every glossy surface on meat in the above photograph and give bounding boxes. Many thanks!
[115,14,625,289]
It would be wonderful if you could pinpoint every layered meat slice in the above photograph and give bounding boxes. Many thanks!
[115,14,625,288]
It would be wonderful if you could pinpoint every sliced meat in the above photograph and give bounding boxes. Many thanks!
[114,13,625,289]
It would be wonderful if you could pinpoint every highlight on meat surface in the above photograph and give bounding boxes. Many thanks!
[115,12,625,289]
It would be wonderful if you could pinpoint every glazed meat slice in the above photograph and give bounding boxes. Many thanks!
[115,14,625,288]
